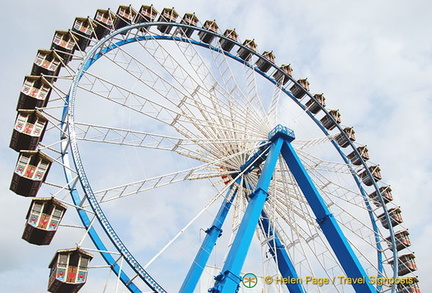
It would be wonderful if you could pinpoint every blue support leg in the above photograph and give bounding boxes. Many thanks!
[210,138,284,293]
[180,186,238,293]
[259,212,306,293]
[280,141,376,293]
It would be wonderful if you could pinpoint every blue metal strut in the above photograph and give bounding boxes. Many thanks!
[180,184,239,292]
[259,211,306,293]
[209,137,284,293]
[280,140,376,293]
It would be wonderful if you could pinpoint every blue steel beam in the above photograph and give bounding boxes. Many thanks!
[259,212,306,293]
[210,137,284,293]
[180,185,239,292]
[280,140,376,293]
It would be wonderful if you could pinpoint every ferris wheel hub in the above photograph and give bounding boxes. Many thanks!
[268,124,296,142]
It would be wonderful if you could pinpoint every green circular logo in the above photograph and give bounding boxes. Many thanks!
[242,273,258,288]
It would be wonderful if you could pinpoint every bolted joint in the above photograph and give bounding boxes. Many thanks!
[316,213,334,224]
[248,188,269,200]
[210,270,242,292]
[208,287,221,293]
[205,225,223,237]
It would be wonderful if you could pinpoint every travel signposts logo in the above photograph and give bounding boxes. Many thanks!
[242,273,258,288]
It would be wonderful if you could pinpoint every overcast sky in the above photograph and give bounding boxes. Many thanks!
[0,0,431,292]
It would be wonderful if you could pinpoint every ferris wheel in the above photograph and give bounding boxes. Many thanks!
[9,4,420,293]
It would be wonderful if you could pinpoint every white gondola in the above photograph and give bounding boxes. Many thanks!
[273,64,293,85]
[359,165,382,186]
[347,145,369,165]
[389,253,417,276]
[198,20,219,44]
[72,17,94,50]
[237,39,257,61]
[16,75,52,110]
[320,109,341,130]
[306,93,326,114]
[48,248,93,293]
[255,51,275,73]
[290,78,310,99]
[114,5,137,31]
[386,230,411,251]
[31,50,62,82]
[157,7,179,34]
[219,29,238,52]
[178,13,199,38]
[93,9,116,39]
[397,277,420,293]
[334,127,355,148]
[378,207,403,229]
[137,4,159,23]
[51,30,75,64]
[22,197,67,245]
[136,5,159,33]
[10,151,52,197]
[10,109,47,151]
[368,185,393,207]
